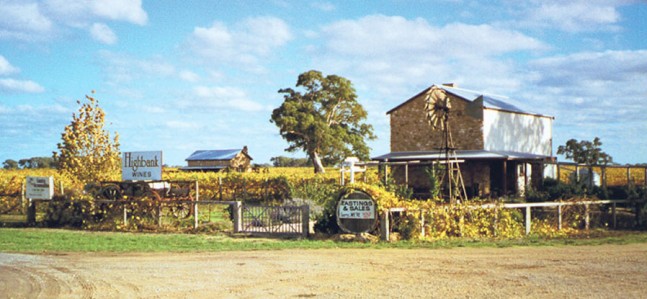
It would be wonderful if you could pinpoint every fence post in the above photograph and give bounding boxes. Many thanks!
[233,201,242,233]
[420,210,426,238]
[301,205,310,238]
[493,206,498,237]
[123,203,128,226]
[636,203,642,228]
[218,177,223,200]
[558,204,562,230]
[157,202,162,226]
[612,202,617,228]
[21,182,25,213]
[585,204,590,231]
[193,181,199,229]
[380,210,390,241]
[525,206,531,235]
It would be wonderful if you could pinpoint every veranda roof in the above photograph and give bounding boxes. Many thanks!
[372,149,552,162]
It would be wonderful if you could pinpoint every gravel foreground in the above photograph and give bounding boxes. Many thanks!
[1,244,646,298]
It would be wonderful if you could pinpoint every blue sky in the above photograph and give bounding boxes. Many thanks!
[1,0,646,166]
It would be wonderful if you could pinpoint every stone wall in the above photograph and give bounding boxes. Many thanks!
[389,91,484,152]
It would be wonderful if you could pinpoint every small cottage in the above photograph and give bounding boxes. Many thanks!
[373,84,555,198]
[182,146,253,172]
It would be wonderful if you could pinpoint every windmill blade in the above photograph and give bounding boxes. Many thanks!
[424,86,452,131]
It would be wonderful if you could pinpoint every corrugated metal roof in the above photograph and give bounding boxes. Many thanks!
[386,84,551,118]
[441,85,530,114]
[372,150,551,161]
[185,149,241,161]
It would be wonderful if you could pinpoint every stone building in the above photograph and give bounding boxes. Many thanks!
[373,84,554,198]
[182,146,253,172]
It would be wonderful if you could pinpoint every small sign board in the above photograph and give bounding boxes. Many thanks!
[122,151,162,181]
[336,190,378,234]
[26,176,54,200]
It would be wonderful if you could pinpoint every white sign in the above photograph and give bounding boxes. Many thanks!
[122,151,162,181]
[337,199,375,219]
[26,176,54,200]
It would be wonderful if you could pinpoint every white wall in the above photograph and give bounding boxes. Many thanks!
[482,109,553,156]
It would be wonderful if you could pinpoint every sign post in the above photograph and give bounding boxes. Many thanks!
[25,176,54,225]
[336,190,378,234]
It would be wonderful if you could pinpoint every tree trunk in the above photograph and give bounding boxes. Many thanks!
[312,152,325,174]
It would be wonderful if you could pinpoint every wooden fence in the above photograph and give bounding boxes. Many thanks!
[381,199,645,241]
[14,199,310,238]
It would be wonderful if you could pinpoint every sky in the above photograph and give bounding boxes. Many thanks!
[1,0,646,167]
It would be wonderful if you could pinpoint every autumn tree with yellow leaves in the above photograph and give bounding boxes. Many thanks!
[53,91,120,184]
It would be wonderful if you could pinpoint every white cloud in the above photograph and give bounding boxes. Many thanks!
[90,0,148,25]
[322,15,545,57]
[314,15,546,97]
[0,0,147,43]
[311,2,335,12]
[0,55,19,75]
[516,0,623,32]
[0,1,52,41]
[185,86,266,112]
[90,23,117,44]
[99,51,176,84]
[0,78,45,93]
[179,70,200,82]
[43,0,147,26]
[528,50,647,93]
[186,16,292,71]
[165,120,202,129]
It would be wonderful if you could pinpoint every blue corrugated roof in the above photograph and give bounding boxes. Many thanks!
[185,149,241,161]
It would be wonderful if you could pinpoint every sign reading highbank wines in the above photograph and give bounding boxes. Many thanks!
[336,190,378,234]
[26,176,54,200]
[122,151,162,181]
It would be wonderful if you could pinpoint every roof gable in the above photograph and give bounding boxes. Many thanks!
[186,149,246,161]
[387,84,550,117]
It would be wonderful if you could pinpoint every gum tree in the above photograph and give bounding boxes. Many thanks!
[270,70,375,173]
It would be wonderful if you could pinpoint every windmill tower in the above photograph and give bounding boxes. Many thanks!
[424,86,468,204]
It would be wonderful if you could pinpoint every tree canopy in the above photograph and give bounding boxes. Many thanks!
[53,91,121,184]
[270,70,375,173]
[557,137,613,166]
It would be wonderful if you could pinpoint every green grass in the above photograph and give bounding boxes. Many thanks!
[1,228,647,253]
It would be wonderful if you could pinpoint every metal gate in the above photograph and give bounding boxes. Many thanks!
[238,204,309,237]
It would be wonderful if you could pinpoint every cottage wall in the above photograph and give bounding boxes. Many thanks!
[390,93,484,152]
[482,109,553,156]
[231,152,252,171]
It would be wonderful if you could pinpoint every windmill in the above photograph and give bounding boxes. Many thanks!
[424,86,467,204]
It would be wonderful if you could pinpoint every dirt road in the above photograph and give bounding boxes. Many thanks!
[1,244,646,298]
